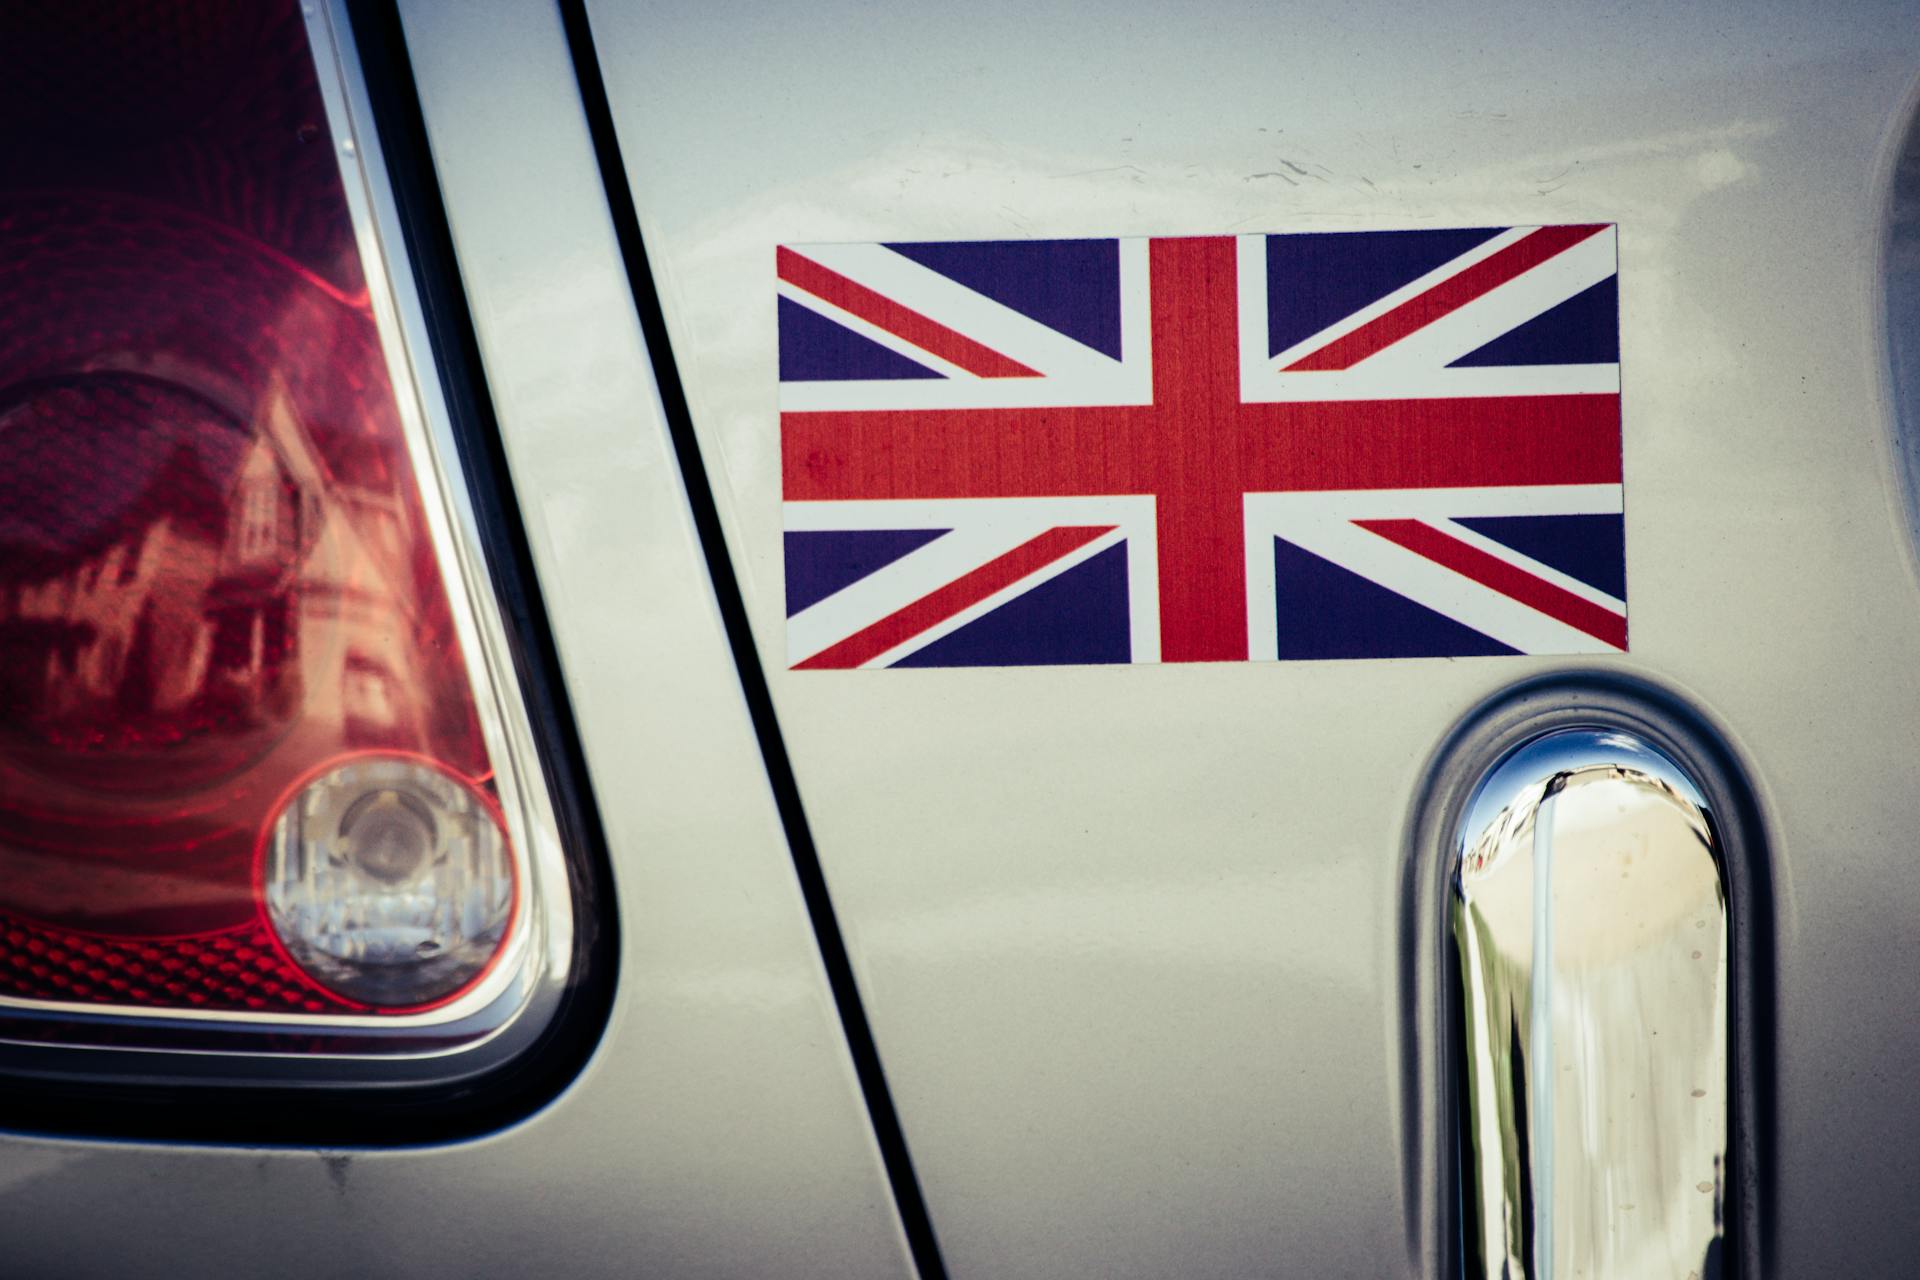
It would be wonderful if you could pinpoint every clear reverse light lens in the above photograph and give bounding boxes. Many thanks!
[264,755,515,1008]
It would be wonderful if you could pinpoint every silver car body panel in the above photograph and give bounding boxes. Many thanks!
[1,0,1918,1275]
[583,0,1920,1274]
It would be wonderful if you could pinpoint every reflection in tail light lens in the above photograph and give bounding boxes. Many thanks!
[0,1,545,1027]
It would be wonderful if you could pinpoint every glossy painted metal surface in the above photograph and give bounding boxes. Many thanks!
[0,3,915,1276]
[1452,728,1728,1279]
[0,1,1915,1276]
[583,1,1920,1274]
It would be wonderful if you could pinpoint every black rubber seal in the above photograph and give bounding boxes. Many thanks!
[550,3,951,1277]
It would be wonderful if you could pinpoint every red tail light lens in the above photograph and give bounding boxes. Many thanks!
[0,0,571,1064]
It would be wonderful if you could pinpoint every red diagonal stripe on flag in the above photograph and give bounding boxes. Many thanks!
[1355,517,1627,649]
[1284,224,1608,371]
[777,247,1040,379]
[794,525,1114,669]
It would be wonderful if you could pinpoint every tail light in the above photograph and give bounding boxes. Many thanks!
[0,0,581,1082]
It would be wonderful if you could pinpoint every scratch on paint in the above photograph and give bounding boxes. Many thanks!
[1048,164,1147,180]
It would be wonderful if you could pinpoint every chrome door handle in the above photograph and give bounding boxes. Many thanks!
[1452,728,1729,1279]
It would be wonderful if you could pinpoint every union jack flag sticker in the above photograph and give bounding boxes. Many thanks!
[778,227,1624,667]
